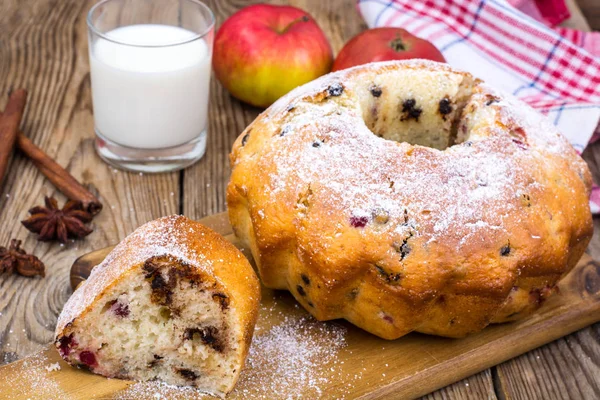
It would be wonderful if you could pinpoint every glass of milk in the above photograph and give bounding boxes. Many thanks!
[87,0,214,172]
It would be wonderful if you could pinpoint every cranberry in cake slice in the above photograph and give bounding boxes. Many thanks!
[54,216,260,397]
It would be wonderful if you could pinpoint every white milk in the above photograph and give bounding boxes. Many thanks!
[90,24,211,149]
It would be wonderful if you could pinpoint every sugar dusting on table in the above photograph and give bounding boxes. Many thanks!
[45,362,61,372]
[0,352,70,399]
[116,381,206,400]
[233,314,347,398]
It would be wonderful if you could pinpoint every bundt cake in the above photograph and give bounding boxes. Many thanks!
[55,215,260,396]
[227,60,593,340]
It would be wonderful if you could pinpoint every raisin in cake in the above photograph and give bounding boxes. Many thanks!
[227,60,592,340]
[55,215,260,396]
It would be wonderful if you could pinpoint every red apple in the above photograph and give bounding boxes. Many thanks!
[213,4,333,108]
[332,28,445,71]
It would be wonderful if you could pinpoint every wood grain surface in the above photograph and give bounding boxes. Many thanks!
[0,0,598,399]
[2,212,600,399]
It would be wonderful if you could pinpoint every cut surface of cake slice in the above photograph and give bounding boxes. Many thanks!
[55,215,260,397]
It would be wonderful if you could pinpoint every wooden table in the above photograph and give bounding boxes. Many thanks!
[0,0,598,398]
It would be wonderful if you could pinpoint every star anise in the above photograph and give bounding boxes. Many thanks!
[0,239,45,277]
[21,196,93,243]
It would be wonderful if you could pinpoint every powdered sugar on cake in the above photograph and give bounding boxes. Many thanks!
[238,60,586,254]
[261,112,528,248]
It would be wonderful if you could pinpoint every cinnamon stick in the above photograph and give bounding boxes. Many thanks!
[0,89,27,187]
[16,134,103,215]
[0,90,102,215]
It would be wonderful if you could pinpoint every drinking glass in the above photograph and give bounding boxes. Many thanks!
[87,0,215,172]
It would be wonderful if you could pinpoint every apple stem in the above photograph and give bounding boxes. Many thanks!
[279,15,310,34]
[390,37,406,52]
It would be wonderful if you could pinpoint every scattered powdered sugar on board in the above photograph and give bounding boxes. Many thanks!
[115,381,210,400]
[0,352,70,399]
[45,362,61,372]
[232,314,347,399]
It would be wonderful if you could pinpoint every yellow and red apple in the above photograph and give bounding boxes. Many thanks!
[213,4,333,108]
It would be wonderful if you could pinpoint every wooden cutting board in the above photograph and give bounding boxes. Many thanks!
[1,211,599,399]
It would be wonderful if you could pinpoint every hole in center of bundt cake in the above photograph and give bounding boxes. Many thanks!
[357,73,475,150]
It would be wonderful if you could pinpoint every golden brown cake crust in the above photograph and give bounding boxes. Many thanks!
[227,60,592,339]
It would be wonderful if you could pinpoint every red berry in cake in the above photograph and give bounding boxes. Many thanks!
[529,285,556,306]
[529,288,544,306]
[79,350,97,367]
[109,300,130,318]
[58,334,76,357]
[350,215,368,228]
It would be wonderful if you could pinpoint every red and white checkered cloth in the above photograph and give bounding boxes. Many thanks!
[358,0,600,212]
[509,0,600,56]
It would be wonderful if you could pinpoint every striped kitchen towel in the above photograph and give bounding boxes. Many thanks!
[358,0,600,212]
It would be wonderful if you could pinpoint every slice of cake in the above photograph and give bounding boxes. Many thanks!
[54,215,261,397]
